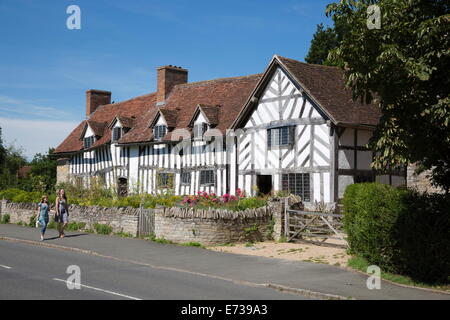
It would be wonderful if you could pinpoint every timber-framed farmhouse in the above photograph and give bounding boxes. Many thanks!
[54,55,406,207]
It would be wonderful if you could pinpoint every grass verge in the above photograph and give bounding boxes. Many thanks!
[347,255,450,293]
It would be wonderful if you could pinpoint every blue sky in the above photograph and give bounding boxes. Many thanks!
[0,0,333,159]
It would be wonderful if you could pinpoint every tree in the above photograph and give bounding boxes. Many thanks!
[305,23,339,65]
[0,143,27,190]
[326,0,450,191]
[305,16,350,65]
[0,127,6,174]
[28,148,57,193]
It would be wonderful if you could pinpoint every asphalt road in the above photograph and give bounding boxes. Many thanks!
[0,240,307,300]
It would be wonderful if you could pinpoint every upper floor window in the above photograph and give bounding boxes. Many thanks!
[193,123,208,138]
[112,127,122,142]
[268,126,293,148]
[154,125,167,140]
[83,136,95,149]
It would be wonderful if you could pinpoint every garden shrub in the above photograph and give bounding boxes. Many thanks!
[343,182,450,284]
[343,183,406,271]
[46,218,56,229]
[28,214,37,227]
[1,213,10,224]
[66,221,86,231]
[395,192,450,284]
[93,223,112,235]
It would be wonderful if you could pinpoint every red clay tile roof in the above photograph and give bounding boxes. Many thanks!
[276,55,380,126]
[155,74,262,136]
[54,93,157,154]
[199,105,220,126]
[159,109,178,128]
[85,120,108,138]
[117,116,136,129]
[121,74,262,145]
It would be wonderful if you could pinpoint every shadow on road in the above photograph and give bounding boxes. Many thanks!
[45,233,89,241]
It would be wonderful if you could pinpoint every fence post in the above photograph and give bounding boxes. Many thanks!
[138,202,142,238]
[284,197,289,239]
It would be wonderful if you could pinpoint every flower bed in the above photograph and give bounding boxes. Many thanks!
[181,189,268,211]
[0,188,267,211]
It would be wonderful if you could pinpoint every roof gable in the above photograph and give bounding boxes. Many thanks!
[232,55,380,128]
[187,104,220,127]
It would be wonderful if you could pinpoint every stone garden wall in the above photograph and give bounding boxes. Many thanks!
[0,199,287,244]
[0,200,139,235]
[154,206,273,245]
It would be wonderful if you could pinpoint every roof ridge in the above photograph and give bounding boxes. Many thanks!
[90,92,157,116]
[276,55,340,70]
[174,73,263,88]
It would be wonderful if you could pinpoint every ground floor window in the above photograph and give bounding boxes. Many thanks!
[157,172,174,189]
[200,170,214,185]
[181,170,191,185]
[281,173,310,202]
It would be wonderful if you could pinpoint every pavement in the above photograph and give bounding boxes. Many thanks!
[1,224,449,300]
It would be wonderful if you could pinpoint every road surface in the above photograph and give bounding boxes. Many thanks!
[0,240,306,300]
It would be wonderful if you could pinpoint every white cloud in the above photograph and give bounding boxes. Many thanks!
[0,95,77,120]
[0,117,79,160]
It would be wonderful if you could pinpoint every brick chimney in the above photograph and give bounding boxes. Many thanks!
[86,89,111,118]
[156,65,188,105]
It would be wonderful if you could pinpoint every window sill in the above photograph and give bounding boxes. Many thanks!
[268,144,294,150]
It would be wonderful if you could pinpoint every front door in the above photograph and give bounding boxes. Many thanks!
[118,178,128,197]
[256,175,272,195]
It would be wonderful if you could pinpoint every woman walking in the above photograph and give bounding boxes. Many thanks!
[37,195,50,241]
[55,189,69,238]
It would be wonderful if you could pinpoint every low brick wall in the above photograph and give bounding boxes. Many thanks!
[154,205,274,245]
[0,200,139,236]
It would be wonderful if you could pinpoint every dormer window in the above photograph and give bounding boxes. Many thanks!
[154,125,167,140]
[112,127,122,142]
[193,123,208,138]
[84,136,95,149]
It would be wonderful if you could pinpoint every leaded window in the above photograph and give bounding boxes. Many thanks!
[268,126,293,148]
[157,172,174,189]
[112,127,122,142]
[193,123,208,138]
[200,170,214,185]
[154,125,167,140]
[281,173,310,202]
[83,136,95,149]
[181,170,191,185]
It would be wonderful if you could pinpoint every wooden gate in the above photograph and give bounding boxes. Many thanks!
[137,207,155,237]
[284,199,347,247]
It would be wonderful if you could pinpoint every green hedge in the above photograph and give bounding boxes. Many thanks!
[343,183,450,284]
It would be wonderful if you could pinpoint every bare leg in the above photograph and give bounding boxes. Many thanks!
[60,222,67,237]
